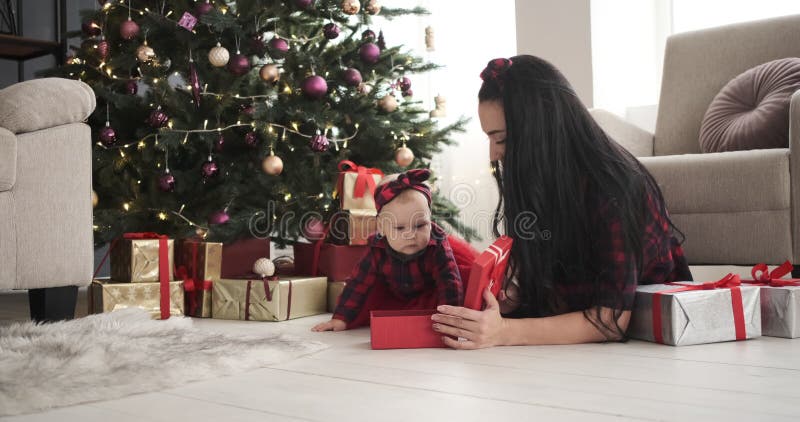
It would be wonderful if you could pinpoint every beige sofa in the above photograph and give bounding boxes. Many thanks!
[0,78,95,319]
[592,14,800,269]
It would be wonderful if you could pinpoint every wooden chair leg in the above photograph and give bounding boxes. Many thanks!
[28,285,77,322]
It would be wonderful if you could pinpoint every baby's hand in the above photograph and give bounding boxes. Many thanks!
[311,319,347,332]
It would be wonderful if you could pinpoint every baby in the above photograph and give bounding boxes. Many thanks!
[312,169,464,331]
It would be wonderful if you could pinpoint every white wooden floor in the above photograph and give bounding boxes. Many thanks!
[2,266,800,421]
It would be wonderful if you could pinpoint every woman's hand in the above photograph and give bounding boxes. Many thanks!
[431,288,508,349]
[311,319,346,332]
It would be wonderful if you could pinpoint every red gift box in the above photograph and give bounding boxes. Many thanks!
[221,237,271,278]
[293,241,369,281]
[370,236,513,350]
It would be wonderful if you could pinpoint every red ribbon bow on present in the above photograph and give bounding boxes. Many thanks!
[651,273,747,344]
[338,160,384,199]
[243,276,291,321]
[746,261,800,287]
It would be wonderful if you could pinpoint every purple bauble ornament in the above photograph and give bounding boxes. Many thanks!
[402,88,413,98]
[158,170,175,192]
[125,80,138,95]
[99,124,116,146]
[214,134,225,152]
[361,29,376,42]
[208,210,230,225]
[309,132,329,152]
[359,42,380,64]
[342,67,362,87]
[302,218,326,240]
[249,35,267,55]
[120,19,140,40]
[323,22,340,40]
[195,1,214,16]
[397,76,411,92]
[82,21,102,37]
[245,131,258,147]
[147,107,169,128]
[302,75,328,99]
[201,157,220,178]
[268,37,289,59]
[240,103,255,117]
[96,38,109,60]
[227,53,250,76]
[295,0,314,9]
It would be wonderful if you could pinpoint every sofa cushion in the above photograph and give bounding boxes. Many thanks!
[699,58,800,153]
[0,78,95,135]
[0,127,15,191]
[639,148,790,215]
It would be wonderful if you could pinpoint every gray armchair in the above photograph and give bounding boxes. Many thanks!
[591,14,800,269]
[0,78,95,320]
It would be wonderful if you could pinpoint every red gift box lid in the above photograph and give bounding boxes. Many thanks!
[463,236,513,310]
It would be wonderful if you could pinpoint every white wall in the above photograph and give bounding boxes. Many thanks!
[514,0,594,107]
[376,1,518,250]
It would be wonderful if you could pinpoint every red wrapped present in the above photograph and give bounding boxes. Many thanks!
[175,240,222,318]
[293,241,369,281]
[334,160,384,211]
[221,237,270,278]
[370,236,512,350]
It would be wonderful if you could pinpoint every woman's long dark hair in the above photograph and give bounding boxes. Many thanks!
[479,55,683,339]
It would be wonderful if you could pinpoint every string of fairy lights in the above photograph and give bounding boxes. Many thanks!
[80,0,427,237]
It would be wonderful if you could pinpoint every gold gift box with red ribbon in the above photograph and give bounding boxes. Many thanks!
[334,160,384,211]
[175,240,222,318]
[212,276,327,321]
[328,209,378,246]
[741,261,800,338]
[628,274,762,346]
[327,281,346,312]
[89,279,185,319]
[110,233,174,283]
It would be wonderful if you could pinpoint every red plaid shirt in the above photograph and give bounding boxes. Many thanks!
[554,190,693,313]
[332,222,464,324]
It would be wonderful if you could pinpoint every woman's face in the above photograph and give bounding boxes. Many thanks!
[478,100,506,162]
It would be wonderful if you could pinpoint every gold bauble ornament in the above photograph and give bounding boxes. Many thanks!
[91,189,98,208]
[208,42,230,67]
[136,41,156,62]
[378,93,398,112]
[262,154,284,176]
[365,0,380,15]
[341,0,360,15]
[259,64,280,83]
[394,146,414,167]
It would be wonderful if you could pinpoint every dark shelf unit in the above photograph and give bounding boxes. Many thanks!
[0,0,67,83]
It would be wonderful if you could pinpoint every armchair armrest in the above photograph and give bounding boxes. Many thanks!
[589,109,654,157]
[0,78,96,135]
[0,127,15,191]
[790,89,800,263]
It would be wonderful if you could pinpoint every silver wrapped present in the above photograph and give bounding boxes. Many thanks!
[628,277,761,346]
[759,286,800,338]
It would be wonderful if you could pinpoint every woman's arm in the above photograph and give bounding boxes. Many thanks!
[431,288,630,349]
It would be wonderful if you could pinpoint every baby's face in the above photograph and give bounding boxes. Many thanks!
[378,191,432,255]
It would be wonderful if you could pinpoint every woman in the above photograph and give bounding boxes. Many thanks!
[431,56,692,349]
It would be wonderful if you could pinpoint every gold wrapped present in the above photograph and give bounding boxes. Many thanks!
[328,281,346,312]
[176,240,222,281]
[335,160,384,211]
[88,279,184,319]
[212,276,327,321]
[329,209,377,246]
[110,233,174,283]
[175,240,222,318]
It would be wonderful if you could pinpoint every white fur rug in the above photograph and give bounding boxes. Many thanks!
[0,309,328,416]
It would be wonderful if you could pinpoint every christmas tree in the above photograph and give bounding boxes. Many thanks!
[45,0,475,246]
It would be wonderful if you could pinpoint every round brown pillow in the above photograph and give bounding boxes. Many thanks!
[699,58,800,153]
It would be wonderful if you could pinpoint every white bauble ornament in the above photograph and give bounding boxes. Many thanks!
[341,0,360,14]
[136,42,156,62]
[208,42,230,67]
[253,257,276,277]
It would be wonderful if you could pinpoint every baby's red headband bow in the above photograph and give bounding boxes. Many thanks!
[374,168,432,213]
[480,58,513,81]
